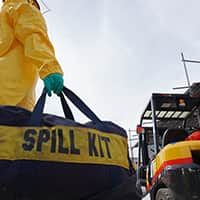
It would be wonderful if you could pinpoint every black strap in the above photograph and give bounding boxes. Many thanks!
[62,87,101,124]
[28,88,74,126]
[60,92,74,121]
[28,87,101,126]
[28,89,47,126]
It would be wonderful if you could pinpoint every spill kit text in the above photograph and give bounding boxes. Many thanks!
[22,129,112,159]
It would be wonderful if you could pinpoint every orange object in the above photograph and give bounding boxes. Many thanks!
[136,125,144,134]
[185,131,200,141]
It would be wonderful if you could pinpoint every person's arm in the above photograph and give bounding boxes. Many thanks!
[7,1,63,79]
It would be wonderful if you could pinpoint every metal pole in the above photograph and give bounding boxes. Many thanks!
[181,52,191,88]
[182,59,200,64]
[128,129,134,159]
[40,0,51,15]
[151,94,159,154]
[173,86,189,90]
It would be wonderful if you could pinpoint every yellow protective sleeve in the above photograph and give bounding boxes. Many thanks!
[6,0,63,79]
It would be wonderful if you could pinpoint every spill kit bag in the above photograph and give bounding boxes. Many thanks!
[0,87,138,200]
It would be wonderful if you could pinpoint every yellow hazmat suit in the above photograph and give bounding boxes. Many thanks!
[0,0,63,111]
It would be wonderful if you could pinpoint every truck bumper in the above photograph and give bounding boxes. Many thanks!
[163,165,200,200]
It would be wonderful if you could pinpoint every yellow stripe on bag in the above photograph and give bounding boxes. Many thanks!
[0,126,129,169]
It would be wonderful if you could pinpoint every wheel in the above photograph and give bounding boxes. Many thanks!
[155,188,176,200]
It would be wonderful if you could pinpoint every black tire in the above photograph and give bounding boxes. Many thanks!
[155,188,176,200]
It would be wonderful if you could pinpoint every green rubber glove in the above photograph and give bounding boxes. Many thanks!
[43,73,64,96]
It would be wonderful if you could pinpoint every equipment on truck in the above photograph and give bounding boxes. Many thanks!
[135,85,200,200]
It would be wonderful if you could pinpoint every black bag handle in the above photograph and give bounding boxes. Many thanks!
[28,87,101,126]
[28,88,74,126]
[62,87,101,124]
[60,92,74,121]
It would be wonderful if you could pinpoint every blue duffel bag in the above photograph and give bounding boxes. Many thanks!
[0,87,139,200]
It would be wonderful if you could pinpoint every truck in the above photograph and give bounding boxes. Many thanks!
[135,83,200,200]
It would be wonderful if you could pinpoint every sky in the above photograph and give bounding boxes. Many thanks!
[35,0,200,134]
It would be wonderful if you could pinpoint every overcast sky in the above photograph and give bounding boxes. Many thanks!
[36,0,200,132]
